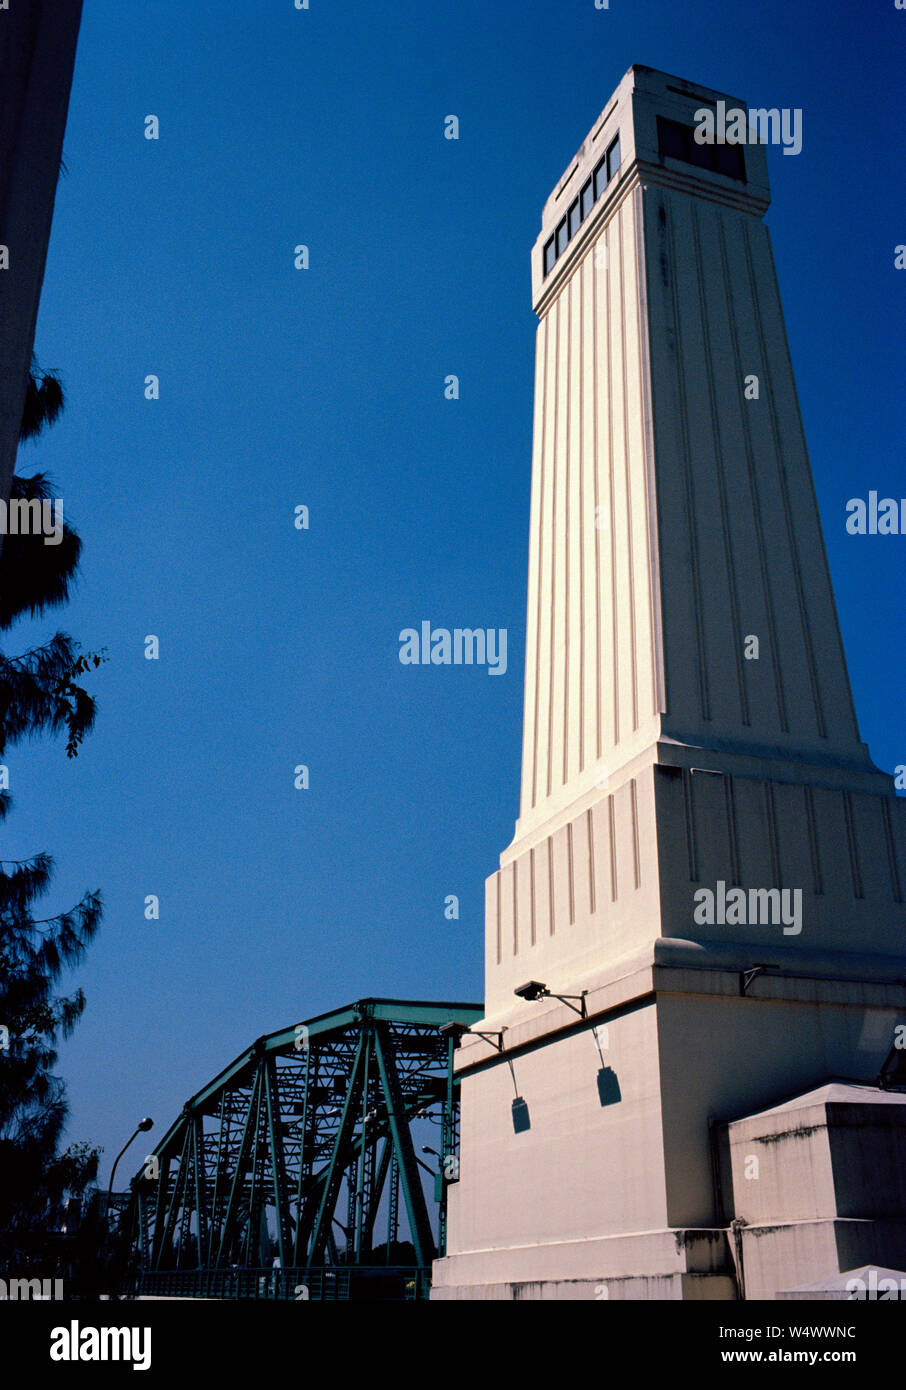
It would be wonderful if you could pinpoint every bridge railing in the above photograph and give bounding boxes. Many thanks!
[132,1266,430,1301]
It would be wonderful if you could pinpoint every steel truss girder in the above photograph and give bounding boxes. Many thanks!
[124,998,482,1285]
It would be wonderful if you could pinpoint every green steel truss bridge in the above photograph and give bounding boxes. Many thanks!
[122,998,483,1300]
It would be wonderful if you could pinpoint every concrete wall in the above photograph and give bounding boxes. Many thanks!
[658,996,906,1229]
[445,999,668,1259]
[723,1087,906,1297]
[655,763,906,959]
[0,0,82,535]
[517,179,661,845]
[487,764,659,1014]
[485,751,906,1015]
[643,181,864,762]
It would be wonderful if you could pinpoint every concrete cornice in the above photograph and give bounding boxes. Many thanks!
[454,937,906,1075]
[532,164,641,319]
[505,737,894,866]
[532,157,770,320]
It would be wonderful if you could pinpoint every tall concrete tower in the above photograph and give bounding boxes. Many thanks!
[432,66,906,1300]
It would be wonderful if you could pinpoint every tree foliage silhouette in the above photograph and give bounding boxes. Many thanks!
[0,360,104,1269]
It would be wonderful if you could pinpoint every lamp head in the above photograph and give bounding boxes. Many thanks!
[514,980,549,1002]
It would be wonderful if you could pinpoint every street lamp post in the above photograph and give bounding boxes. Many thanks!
[104,1117,153,1300]
[107,1116,154,1219]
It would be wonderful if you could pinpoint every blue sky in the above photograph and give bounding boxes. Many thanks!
[7,0,905,1177]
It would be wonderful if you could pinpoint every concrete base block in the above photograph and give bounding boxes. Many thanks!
[739,1219,906,1301]
[431,1227,737,1301]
